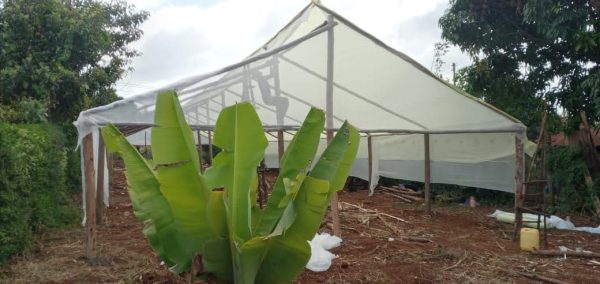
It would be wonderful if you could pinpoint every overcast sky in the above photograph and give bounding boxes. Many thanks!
[116,0,470,97]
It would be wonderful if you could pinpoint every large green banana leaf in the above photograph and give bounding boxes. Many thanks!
[253,108,325,236]
[102,91,214,272]
[202,102,268,283]
[101,124,191,272]
[151,91,212,255]
[254,121,360,284]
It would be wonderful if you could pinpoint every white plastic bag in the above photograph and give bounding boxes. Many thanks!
[306,233,342,272]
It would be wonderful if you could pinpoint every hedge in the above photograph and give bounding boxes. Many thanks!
[0,124,79,264]
[546,145,600,214]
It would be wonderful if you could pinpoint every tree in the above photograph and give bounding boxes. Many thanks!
[439,0,600,134]
[0,0,148,123]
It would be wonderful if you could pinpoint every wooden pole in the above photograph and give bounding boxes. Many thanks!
[424,133,431,213]
[325,14,340,237]
[513,136,524,240]
[367,135,374,196]
[208,130,214,165]
[107,152,114,192]
[95,137,105,225]
[277,130,285,161]
[83,133,97,259]
[197,130,203,173]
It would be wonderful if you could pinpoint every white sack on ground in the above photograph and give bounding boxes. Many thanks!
[488,210,600,234]
[306,233,342,272]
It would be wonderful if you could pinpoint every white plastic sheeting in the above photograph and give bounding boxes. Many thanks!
[306,233,342,272]
[74,2,527,222]
[489,210,600,234]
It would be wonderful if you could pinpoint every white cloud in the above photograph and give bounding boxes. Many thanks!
[116,0,470,97]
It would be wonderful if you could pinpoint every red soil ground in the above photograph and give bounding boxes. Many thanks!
[2,167,599,283]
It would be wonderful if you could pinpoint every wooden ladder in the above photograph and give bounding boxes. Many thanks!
[513,108,550,248]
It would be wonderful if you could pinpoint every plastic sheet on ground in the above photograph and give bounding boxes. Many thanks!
[488,209,600,234]
[306,233,342,272]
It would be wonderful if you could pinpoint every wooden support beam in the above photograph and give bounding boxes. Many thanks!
[208,130,214,165]
[513,136,524,240]
[197,130,203,173]
[83,133,97,259]
[367,135,374,196]
[96,137,105,225]
[424,133,431,213]
[107,152,114,193]
[277,130,285,161]
[325,14,340,237]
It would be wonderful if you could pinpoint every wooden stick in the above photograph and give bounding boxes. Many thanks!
[341,201,408,223]
[516,271,571,284]
[379,212,408,224]
[401,236,432,243]
[394,192,424,202]
[500,268,570,284]
[341,201,377,213]
[197,130,203,173]
[424,133,431,213]
[588,260,600,266]
[381,191,413,203]
[83,133,97,259]
[513,136,524,241]
[95,137,105,225]
[377,215,400,234]
[532,250,600,259]
[207,130,214,165]
[330,192,341,236]
[385,186,423,196]
[381,188,425,201]
[107,153,114,193]
[367,135,374,196]
[277,130,285,161]
[325,14,340,238]
[443,252,467,271]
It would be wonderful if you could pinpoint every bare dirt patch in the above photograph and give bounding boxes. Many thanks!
[2,167,599,283]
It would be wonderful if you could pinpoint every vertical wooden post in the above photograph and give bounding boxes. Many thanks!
[208,130,214,165]
[325,14,340,237]
[424,133,431,214]
[513,136,524,240]
[197,130,203,173]
[367,135,374,196]
[277,130,285,161]
[83,133,97,259]
[96,137,105,225]
[107,153,114,193]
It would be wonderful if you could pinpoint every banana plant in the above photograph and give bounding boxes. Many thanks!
[101,90,359,283]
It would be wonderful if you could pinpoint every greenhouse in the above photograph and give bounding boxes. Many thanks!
[75,2,527,224]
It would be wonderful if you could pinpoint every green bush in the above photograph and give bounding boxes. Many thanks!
[58,124,82,194]
[0,123,79,264]
[547,145,600,214]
